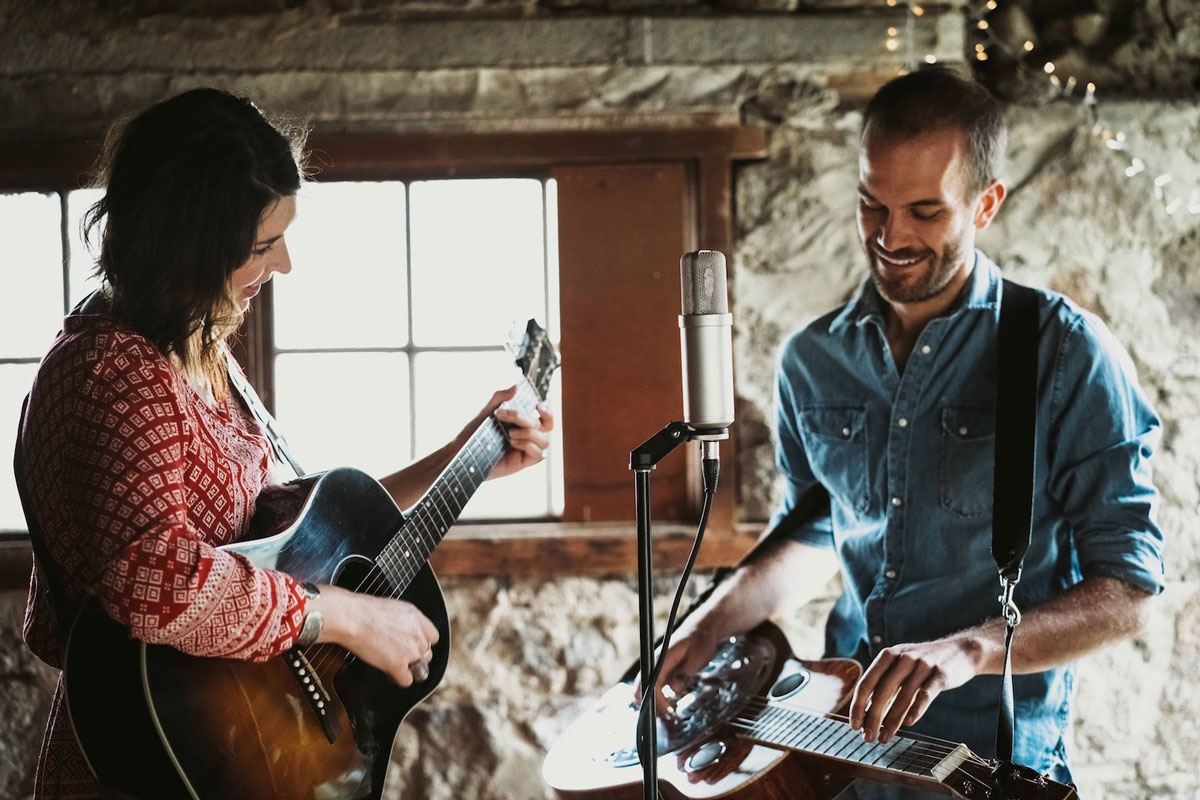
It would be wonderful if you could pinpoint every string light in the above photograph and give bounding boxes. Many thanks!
[895,0,1200,217]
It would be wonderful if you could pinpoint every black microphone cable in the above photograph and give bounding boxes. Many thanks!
[634,454,721,789]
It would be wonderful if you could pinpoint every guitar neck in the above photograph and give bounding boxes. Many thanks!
[734,703,973,796]
[374,380,543,588]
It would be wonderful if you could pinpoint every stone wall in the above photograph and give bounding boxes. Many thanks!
[1,1,1197,799]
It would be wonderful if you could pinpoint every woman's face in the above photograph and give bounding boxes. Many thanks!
[230,195,296,311]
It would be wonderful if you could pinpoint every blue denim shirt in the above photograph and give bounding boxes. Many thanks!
[770,252,1164,788]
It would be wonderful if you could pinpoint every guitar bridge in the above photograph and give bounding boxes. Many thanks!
[286,647,342,743]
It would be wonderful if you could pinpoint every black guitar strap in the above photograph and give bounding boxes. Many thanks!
[991,279,1040,777]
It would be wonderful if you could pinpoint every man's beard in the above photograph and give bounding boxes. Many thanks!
[866,236,967,305]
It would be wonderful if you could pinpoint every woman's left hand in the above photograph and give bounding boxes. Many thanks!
[461,386,555,479]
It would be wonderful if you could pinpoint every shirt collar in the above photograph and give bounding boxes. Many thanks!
[828,249,999,334]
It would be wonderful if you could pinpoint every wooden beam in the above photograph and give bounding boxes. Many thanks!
[0,128,768,190]
[430,522,763,578]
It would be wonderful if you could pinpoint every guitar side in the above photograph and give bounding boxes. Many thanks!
[65,468,451,800]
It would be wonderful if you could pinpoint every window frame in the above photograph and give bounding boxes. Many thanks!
[0,127,767,584]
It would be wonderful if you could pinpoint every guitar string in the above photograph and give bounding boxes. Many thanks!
[304,393,519,675]
[303,411,511,674]
[301,380,540,676]
[728,712,994,800]
[732,696,985,769]
[732,695,989,768]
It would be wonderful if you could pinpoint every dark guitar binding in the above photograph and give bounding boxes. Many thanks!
[63,319,559,800]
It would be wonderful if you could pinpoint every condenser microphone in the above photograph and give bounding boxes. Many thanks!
[680,250,734,439]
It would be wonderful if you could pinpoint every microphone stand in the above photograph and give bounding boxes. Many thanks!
[629,422,726,800]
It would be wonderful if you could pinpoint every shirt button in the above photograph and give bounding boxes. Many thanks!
[842,427,851,438]
[959,426,969,436]
[921,345,932,354]
[872,635,882,644]
[891,496,902,507]
[897,418,908,428]
[885,569,897,579]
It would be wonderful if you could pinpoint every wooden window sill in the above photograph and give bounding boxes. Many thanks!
[0,522,763,591]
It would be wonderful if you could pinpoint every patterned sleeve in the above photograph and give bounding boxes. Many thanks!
[58,347,308,660]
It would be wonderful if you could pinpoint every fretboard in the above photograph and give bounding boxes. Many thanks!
[371,380,543,591]
[733,704,970,787]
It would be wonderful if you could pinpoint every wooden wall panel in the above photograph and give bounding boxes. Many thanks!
[555,163,694,522]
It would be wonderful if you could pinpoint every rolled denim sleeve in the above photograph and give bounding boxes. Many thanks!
[1046,313,1165,595]
[770,344,835,549]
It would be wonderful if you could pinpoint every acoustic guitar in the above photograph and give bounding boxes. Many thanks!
[543,623,1076,800]
[62,320,560,800]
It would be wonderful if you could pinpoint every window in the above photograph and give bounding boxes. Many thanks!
[1,188,104,533]
[270,177,563,519]
[1,129,768,579]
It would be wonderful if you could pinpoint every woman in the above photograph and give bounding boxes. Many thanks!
[17,88,553,799]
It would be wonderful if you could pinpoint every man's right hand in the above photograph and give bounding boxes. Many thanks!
[633,615,726,707]
[306,584,439,687]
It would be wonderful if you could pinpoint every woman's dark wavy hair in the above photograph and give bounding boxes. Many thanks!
[862,65,1007,196]
[84,88,305,390]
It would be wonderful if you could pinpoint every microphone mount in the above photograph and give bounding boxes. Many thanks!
[628,420,726,800]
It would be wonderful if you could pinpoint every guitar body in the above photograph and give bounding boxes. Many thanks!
[543,623,859,800]
[64,467,451,800]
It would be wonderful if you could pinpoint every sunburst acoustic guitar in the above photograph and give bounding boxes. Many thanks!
[62,320,560,800]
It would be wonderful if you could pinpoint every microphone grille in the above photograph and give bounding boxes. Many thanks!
[681,250,728,315]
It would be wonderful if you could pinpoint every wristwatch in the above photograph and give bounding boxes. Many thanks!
[296,581,324,647]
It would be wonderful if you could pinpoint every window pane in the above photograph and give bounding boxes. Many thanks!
[1,364,40,531]
[67,188,106,308]
[413,351,557,519]
[274,182,408,349]
[410,179,546,346]
[273,352,410,479]
[0,192,63,357]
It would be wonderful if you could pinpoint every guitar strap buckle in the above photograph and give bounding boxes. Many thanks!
[998,573,1022,628]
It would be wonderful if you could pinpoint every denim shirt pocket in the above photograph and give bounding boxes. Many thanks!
[798,405,869,514]
[937,405,996,518]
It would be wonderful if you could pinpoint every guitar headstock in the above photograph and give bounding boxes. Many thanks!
[948,760,1077,800]
[512,319,560,402]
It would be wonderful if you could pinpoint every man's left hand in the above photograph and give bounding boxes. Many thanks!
[848,636,985,743]
[463,386,555,479]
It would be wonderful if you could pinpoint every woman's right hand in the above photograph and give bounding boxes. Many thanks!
[307,584,439,687]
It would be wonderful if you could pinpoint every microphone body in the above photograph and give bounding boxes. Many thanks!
[679,250,734,434]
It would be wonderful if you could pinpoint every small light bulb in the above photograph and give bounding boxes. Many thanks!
[976,43,986,52]
[976,52,989,61]
[888,26,898,36]
[911,5,925,16]
[977,20,989,29]
[925,54,937,63]
[1043,62,1056,74]
[886,38,900,51]
[1023,41,1035,52]
[987,0,997,8]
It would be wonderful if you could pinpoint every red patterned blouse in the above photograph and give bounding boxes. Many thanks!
[20,308,309,799]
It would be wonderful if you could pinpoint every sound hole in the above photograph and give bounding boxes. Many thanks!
[768,669,810,700]
[684,740,728,774]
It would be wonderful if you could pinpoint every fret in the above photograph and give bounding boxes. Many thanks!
[761,707,791,747]
[827,725,864,760]
[785,710,823,749]
[372,379,539,589]
[794,712,833,752]
[807,717,843,757]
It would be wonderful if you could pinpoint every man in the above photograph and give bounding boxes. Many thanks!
[650,66,1164,796]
